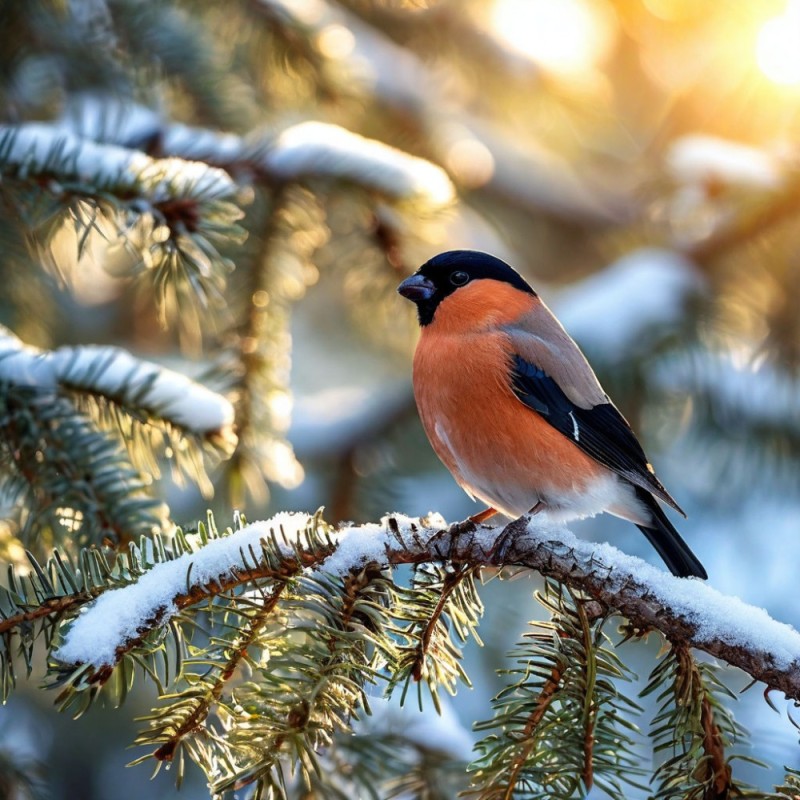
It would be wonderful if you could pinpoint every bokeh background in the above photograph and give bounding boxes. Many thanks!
[1,0,800,796]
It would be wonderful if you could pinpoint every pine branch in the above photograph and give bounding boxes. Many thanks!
[387,561,482,709]
[0,123,239,210]
[58,95,457,208]
[52,513,800,702]
[500,660,565,797]
[0,527,190,701]
[644,644,757,798]
[249,0,626,225]
[148,581,289,764]
[0,384,162,551]
[0,123,247,326]
[212,562,395,794]
[108,0,259,131]
[223,183,321,504]
[0,326,235,505]
[685,173,800,265]
[654,349,800,494]
[469,580,641,799]
[10,510,794,796]
[411,563,479,682]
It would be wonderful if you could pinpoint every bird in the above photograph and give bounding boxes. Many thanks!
[397,249,706,579]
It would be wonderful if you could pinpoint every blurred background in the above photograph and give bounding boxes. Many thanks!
[1,0,800,796]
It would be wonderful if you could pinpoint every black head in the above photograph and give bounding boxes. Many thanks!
[397,250,535,326]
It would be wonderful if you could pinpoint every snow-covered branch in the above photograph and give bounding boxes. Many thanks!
[655,349,800,430]
[56,512,800,700]
[0,326,234,437]
[264,121,455,207]
[0,122,237,203]
[664,134,800,264]
[57,96,456,208]
[553,248,704,362]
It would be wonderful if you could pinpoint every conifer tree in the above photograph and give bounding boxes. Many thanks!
[1,2,799,798]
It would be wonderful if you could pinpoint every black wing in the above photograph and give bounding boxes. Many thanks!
[510,354,685,515]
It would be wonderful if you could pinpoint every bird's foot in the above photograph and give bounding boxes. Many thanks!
[528,500,546,516]
[434,518,476,561]
[489,503,545,563]
[449,519,477,536]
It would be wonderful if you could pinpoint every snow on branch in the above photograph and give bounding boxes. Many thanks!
[58,95,455,207]
[254,0,625,223]
[55,510,800,700]
[0,326,234,435]
[59,95,250,173]
[264,121,455,207]
[667,134,783,191]
[56,511,317,668]
[0,122,237,203]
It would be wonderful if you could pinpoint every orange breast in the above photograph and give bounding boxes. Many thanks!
[412,326,605,516]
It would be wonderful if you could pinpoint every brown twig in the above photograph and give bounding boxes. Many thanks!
[411,563,475,681]
[0,592,101,636]
[153,580,290,762]
[500,663,565,800]
[673,643,733,799]
[576,599,596,793]
[700,692,732,799]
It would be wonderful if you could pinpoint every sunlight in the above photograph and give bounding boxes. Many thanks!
[490,0,614,76]
[757,0,800,86]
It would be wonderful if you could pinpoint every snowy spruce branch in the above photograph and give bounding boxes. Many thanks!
[2,510,798,795]
[0,327,236,548]
[53,512,800,698]
[0,326,234,442]
[0,122,238,204]
[57,96,456,208]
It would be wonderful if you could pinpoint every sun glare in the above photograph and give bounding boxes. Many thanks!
[490,0,614,76]
[757,0,800,86]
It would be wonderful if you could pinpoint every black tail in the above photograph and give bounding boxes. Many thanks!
[634,488,707,579]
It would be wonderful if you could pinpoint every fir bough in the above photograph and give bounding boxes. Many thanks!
[469,579,644,799]
[644,644,766,799]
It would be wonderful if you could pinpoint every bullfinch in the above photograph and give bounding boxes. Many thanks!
[397,250,706,579]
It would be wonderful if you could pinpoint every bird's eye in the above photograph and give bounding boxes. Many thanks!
[450,270,469,286]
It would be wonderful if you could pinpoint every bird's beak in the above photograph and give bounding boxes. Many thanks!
[397,274,435,302]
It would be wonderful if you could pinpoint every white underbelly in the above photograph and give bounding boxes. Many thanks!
[434,419,646,523]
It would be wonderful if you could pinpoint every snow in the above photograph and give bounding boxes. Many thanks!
[265,121,455,207]
[162,123,246,164]
[57,512,442,667]
[54,346,235,432]
[260,0,617,224]
[59,95,246,166]
[0,123,236,201]
[56,512,317,667]
[323,513,446,576]
[0,327,55,386]
[0,327,234,433]
[553,248,704,359]
[666,134,782,189]
[59,94,162,147]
